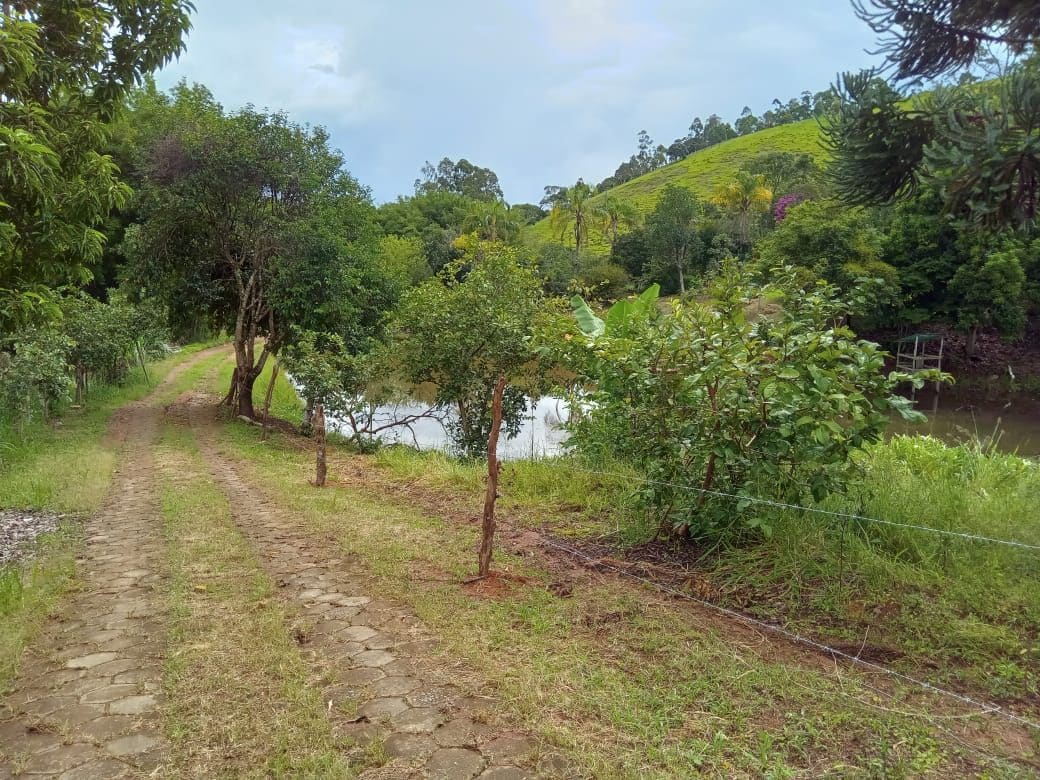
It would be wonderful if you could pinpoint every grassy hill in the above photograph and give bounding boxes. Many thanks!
[526,117,824,252]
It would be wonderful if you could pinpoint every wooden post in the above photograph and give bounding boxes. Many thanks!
[314,401,327,487]
[260,361,279,442]
[135,341,151,387]
[477,376,507,578]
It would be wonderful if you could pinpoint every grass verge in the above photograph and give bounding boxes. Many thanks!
[156,418,352,777]
[371,437,1040,704]
[205,413,1028,775]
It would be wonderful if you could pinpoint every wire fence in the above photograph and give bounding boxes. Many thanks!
[551,463,1040,553]
[525,460,1040,734]
[538,532,1040,733]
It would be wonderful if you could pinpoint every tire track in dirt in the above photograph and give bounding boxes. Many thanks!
[180,390,568,780]
[0,347,224,779]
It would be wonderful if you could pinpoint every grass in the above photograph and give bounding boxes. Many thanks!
[156,419,352,777]
[525,118,823,254]
[251,356,305,423]
[199,367,1030,777]
[229,352,1040,702]
[371,436,1040,704]
[0,343,225,693]
[0,530,76,689]
[0,343,215,511]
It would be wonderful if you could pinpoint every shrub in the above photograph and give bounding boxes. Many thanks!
[568,266,924,542]
[0,330,73,425]
[575,260,630,302]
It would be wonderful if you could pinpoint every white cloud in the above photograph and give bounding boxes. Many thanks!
[158,0,881,203]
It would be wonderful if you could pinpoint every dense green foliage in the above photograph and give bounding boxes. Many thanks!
[755,201,897,311]
[567,271,924,541]
[0,1,192,332]
[644,185,703,294]
[389,240,548,457]
[0,294,166,428]
[121,82,387,417]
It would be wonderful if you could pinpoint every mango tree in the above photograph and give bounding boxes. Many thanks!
[122,83,381,418]
[0,1,192,333]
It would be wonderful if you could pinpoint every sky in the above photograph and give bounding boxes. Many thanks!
[156,0,882,205]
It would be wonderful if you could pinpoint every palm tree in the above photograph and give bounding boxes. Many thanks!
[599,195,640,246]
[711,171,772,247]
[549,180,594,252]
[462,199,521,243]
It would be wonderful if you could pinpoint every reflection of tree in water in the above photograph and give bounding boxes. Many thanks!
[326,396,572,460]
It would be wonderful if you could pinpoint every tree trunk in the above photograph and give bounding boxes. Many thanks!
[677,264,686,296]
[235,364,258,419]
[261,361,279,442]
[313,401,327,487]
[477,376,507,578]
[966,325,979,357]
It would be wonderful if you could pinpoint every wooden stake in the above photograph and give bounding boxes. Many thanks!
[136,342,151,387]
[477,376,507,578]
[314,401,327,487]
[260,361,279,442]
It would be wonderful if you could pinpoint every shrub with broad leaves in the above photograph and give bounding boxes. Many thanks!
[568,265,927,542]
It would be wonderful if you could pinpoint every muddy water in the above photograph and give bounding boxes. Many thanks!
[889,389,1040,457]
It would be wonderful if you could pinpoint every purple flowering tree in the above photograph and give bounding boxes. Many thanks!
[774,193,804,222]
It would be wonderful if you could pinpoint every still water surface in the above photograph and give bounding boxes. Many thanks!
[330,391,1039,459]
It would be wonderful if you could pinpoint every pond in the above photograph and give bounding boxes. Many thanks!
[890,388,1040,457]
[326,395,571,460]
[327,391,1039,459]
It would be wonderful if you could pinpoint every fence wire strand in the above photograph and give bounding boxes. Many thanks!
[550,464,1040,552]
[538,533,1040,733]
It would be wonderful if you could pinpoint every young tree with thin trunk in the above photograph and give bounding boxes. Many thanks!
[279,331,364,487]
[390,238,549,576]
[478,376,507,578]
[646,185,703,295]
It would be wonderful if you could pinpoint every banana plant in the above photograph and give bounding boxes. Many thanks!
[570,284,660,339]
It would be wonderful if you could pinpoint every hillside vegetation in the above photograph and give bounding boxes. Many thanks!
[526,118,823,251]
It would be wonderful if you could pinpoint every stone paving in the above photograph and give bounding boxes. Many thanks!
[0,360,202,778]
[185,393,571,779]
[0,350,575,779]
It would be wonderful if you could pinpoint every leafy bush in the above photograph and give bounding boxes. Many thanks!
[0,330,73,425]
[567,266,924,541]
[1,294,167,428]
[389,239,549,458]
[574,260,630,302]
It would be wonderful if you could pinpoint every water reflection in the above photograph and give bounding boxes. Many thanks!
[327,391,1038,459]
[890,389,1039,457]
[327,396,571,459]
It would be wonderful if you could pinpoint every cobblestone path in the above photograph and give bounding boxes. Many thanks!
[0,351,215,779]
